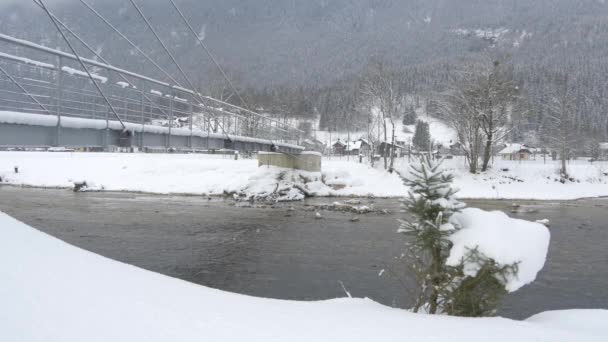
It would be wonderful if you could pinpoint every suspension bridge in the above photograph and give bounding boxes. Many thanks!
[0,0,305,155]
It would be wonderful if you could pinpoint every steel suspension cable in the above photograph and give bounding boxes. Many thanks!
[0,63,53,115]
[78,0,185,89]
[128,0,232,140]
[33,0,172,121]
[36,0,126,129]
[169,0,251,112]
[168,0,287,150]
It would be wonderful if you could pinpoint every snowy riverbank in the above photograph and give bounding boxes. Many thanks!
[423,158,608,200]
[0,152,406,198]
[1,211,605,341]
[1,152,608,200]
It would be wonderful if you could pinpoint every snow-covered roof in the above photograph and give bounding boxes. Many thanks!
[345,140,362,152]
[379,140,406,149]
[499,144,531,155]
[599,143,608,151]
[303,138,323,146]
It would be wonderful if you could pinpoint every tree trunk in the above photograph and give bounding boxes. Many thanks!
[469,155,478,174]
[383,120,388,170]
[428,244,442,314]
[561,145,568,178]
[481,130,493,172]
[389,121,396,172]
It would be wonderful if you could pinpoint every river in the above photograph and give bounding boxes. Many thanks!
[0,186,606,319]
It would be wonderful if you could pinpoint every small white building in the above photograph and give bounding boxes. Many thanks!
[499,144,533,161]
[345,139,371,156]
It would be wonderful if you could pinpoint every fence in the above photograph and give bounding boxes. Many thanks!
[0,33,303,150]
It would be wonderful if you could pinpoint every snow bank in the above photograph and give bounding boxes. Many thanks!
[239,167,325,201]
[322,160,406,197]
[443,158,608,200]
[3,150,608,200]
[0,152,254,195]
[1,212,605,341]
[0,153,399,198]
[447,208,551,292]
[396,157,608,200]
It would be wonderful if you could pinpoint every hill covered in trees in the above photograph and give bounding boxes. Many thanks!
[1,0,608,142]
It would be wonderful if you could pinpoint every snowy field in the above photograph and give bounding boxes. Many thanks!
[314,113,457,147]
[1,211,605,341]
[1,152,608,200]
[0,152,406,198]
[424,157,608,200]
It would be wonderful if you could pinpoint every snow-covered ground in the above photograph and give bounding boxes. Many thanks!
[427,158,608,200]
[0,152,405,198]
[1,211,605,341]
[1,152,608,200]
[314,113,457,147]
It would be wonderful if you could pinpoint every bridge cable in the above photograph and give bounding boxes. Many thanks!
[78,0,185,90]
[168,0,287,151]
[32,0,173,121]
[127,0,233,141]
[77,0,233,139]
[0,64,53,115]
[169,0,251,112]
[79,0,247,145]
[36,0,126,130]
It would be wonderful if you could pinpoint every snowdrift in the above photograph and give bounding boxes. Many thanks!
[1,212,606,341]
[0,152,406,199]
[2,152,608,200]
[447,208,551,292]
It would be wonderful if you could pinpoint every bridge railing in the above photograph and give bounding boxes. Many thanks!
[0,34,303,148]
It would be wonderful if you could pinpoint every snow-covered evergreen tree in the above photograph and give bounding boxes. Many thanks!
[399,155,520,317]
[412,120,431,151]
[402,105,417,126]
[399,155,464,314]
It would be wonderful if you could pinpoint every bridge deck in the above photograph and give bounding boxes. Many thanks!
[0,111,304,154]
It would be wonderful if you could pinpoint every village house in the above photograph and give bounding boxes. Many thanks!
[345,138,371,156]
[499,143,533,161]
[378,141,406,158]
[331,140,346,155]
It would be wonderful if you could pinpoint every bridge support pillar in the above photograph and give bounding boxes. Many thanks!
[257,152,321,172]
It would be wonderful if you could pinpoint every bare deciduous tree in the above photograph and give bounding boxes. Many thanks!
[478,61,519,171]
[439,59,519,173]
[360,60,403,171]
[541,76,579,179]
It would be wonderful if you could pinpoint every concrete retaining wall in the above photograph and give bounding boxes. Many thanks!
[258,152,322,172]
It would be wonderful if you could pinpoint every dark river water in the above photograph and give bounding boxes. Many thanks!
[0,186,606,319]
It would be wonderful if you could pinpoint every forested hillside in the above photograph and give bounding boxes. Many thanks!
[2,0,608,142]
